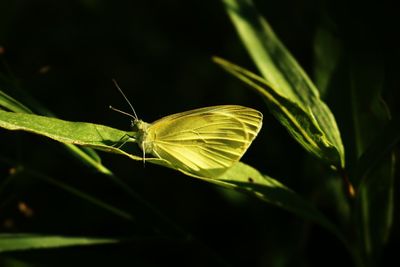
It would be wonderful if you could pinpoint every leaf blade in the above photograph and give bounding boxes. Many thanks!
[0,89,112,175]
[0,234,117,253]
[214,58,341,166]
[203,162,349,248]
[221,0,345,168]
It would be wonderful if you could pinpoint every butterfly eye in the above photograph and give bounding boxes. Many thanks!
[131,119,146,132]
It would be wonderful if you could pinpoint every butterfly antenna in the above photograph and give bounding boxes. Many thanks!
[111,79,139,120]
[109,105,137,121]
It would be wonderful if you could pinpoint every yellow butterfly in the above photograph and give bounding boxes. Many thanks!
[111,82,263,178]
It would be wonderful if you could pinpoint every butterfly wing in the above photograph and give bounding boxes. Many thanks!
[145,105,263,178]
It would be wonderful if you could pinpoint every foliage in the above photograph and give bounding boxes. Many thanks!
[0,0,398,266]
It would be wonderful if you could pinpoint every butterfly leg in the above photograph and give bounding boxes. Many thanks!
[142,141,146,165]
[112,133,134,149]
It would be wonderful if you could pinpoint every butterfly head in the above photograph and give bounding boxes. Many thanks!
[131,118,149,133]
[110,80,153,156]
[132,119,153,153]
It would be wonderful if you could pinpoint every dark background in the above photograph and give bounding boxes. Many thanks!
[0,0,398,266]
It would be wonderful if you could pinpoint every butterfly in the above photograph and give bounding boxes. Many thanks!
[111,81,263,178]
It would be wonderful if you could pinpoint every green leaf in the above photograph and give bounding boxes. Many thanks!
[353,117,400,183]
[0,89,112,175]
[0,109,190,176]
[0,94,348,251]
[0,233,117,253]
[0,89,32,113]
[0,109,140,159]
[214,58,341,167]
[348,52,395,265]
[356,155,395,266]
[202,162,348,248]
[220,0,345,168]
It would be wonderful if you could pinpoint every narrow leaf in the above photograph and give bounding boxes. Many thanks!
[0,109,141,160]
[349,53,395,265]
[214,58,341,167]
[0,233,117,253]
[201,162,348,248]
[353,117,400,182]
[221,0,345,167]
[0,89,112,175]
[0,104,347,250]
[0,89,32,113]
[0,109,187,176]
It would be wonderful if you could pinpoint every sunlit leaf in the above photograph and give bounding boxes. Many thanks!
[221,0,345,168]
